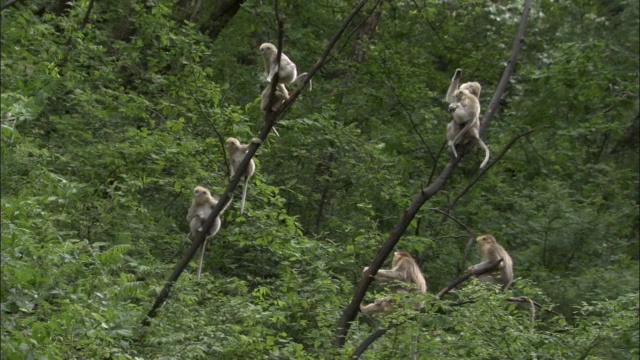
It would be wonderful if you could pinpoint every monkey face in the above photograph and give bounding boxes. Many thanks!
[259,43,275,55]
[225,137,240,150]
[476,235,496,245]
[193,186,210,200]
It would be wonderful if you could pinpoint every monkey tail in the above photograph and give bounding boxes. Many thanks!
[196,238,208,280]
[501,264,513,291]
[240,177,249,215]
[478,138,490,169]
[451,118,473,148]
[501,278,513,292]
[295,72,312,91]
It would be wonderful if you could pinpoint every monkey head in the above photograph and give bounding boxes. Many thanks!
[259,42,276,55]
[225,137,241,151]
[193,186,211,202]
[459,81,481,98]
[476,234,497,248]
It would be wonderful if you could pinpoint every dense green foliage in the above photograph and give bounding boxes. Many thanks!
[2,0,638,358]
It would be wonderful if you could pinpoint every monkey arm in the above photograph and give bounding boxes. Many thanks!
[374,269,406,281]
[445,69,462,103]
[468,259,503,274]
[451,115,478,145]
[360,299,391,313]
[186,207,197,222]
[266,63,279,82]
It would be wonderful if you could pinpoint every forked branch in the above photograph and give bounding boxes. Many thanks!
[334,0,532,348]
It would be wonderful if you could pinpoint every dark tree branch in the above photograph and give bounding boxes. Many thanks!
[334,0,532,348]
[80,0,95,30]
[142,0,369,327]
[479,1,530,135]
[429,207,475,236]
[436,259,503,298]
[280,0,371,116]
[350,325,398,359]
[0,0,19,11]
[350,259,502,359]
[386,78,436,164]
[444,128,536,212]
[507,296,562,317]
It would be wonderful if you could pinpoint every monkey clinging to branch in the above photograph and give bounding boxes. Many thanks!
[259,42,312,91]
[186,186,229,280]
[226,137,258,215]
[260,82,289,112]
[445,68,490,168]
[468,234,514,291]
[360,251,427,313]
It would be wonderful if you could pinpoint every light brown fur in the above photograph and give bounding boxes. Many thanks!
[445,69,490,168]
[360,251,427,313]
[468,234,514,291]
[259,42,312,90]
[186,185,229,279]
[226,137,257,215]
[260,83,289,112]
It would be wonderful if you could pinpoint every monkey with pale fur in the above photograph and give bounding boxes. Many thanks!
[468,234,513,291]
[259,42,312,90]
[360,251,427,313]
[260,83,289,112]
[226,137,258,215]
[445,69,490,168]
[186,185,230,279]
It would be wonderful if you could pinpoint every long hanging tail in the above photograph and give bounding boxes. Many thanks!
[240,177,249,215]
[477,138,490,168]
[451,117,475,152]
[196,239,208,280]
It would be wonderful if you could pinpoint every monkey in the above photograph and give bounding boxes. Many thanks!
[467,234,513,291]
[186,185,230,279]
[259,42,312,91]
[360,251,427,313]
[445,68,490,168]
[225,137,259,215]
[260,82,289,112]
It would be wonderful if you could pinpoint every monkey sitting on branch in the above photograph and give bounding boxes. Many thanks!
[445,68,490,168]
[259,42,312,91]
[468,234,514,291]
[226,137,259,215]
[360,251,427,313]
[186,185,229,280]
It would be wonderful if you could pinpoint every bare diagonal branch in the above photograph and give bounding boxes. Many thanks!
[333,0,532,348]
[142,0,371,327]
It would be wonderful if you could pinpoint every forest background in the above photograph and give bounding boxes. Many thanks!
[1,0,639,359]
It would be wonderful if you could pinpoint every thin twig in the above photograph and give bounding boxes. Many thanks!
[444,128,536,212]
[429,207,475,235]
